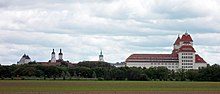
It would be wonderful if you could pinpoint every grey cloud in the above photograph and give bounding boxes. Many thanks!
[0,0,220,65]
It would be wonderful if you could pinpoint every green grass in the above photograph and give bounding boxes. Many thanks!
[0,80,220,92]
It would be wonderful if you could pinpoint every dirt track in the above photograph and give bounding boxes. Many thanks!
[0,91,220,94]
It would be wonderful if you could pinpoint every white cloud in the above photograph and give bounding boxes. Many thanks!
[0,0,219,65]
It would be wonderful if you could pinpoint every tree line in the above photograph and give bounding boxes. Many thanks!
[0,61,220,81]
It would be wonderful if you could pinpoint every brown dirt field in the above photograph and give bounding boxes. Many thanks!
[0,91,220,94]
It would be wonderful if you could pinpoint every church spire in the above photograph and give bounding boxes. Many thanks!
[185,29,188,35]
[99,50,104,62]
[58,49,63,60]
[51,49,56,62]
[52,49,55,54]
[100,50,102,55]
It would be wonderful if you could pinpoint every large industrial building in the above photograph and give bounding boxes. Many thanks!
[125,33,207,70]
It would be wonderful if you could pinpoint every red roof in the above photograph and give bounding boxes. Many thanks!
[195,54,206,63]
[174,36,181,45]
[126,54,178,62]
[180,33,193,42]
[178,45,196,52]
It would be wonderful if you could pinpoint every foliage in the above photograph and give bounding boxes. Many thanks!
[0,63,220,81]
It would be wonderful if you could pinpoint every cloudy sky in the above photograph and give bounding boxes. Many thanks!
[0,0,220,65]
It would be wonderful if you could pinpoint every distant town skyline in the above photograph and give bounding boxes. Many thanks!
[0,0,220,65]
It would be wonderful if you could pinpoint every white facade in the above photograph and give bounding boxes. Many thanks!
[194,63,207,69]
[17,54,31,65]
[126,62,179,70]
[178,52,195,69]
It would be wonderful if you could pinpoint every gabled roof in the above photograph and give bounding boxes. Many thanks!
[195,54,206,63]
[126,54,178,62]
[178,45,196,52]
[180,33,193,42]
[22,54,27,57]
[25,55,30,59]
[174,35,181,45]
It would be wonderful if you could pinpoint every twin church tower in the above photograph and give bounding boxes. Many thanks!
[50,49,104,63]
[50,49,63,63]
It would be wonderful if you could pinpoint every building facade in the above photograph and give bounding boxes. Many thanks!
[125,33,207,70]
[17,54,31,65]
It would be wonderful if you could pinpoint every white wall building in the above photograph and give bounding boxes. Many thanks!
[125,33,207,70]
[17,54,31,65]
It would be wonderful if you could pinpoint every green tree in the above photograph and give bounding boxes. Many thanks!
[175,69,187,81]
[186,69,199,81]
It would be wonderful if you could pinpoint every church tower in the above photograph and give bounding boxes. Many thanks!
[51,49,56,62]
[58,49,63,60]
[99,50,104,62]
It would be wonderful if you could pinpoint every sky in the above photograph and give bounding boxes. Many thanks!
[0,0,220,65]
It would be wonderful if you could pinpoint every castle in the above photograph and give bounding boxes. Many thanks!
[125,32,207,70]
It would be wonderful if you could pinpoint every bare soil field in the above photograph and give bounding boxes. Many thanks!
[0,91,220,94]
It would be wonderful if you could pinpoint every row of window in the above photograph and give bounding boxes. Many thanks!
[182,66,193,68]
[151,63,178,65]
[182,56,193,59]
[182,63,193,65]
[182,53,193,55]
[151,65,178,69]
[182,60,193,62]
[168,66,178,68]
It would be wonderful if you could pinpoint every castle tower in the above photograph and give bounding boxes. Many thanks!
[51,49,56,62]
[99,50,104,62]
[58,49,63,60]
[178,32,195,69]
[172,35,181,54]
